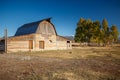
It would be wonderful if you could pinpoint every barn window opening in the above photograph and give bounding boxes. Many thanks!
[67,41,70,47]
[49,40,52,43]
[67,41,70,43]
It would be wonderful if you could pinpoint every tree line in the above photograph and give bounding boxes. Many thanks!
[75,18,119,46]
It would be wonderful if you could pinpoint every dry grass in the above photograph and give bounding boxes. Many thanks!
[12,47,120,59]
[0,47,120,80]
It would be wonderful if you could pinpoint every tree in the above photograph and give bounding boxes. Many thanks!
[102,19,109,46]
[92,20,101,45]
[110,25,119,42]
[99,29,104,45]
[85,19,92,43]
[102,19,108,32]
[79,18,84,24]
[75,18,85,42]
[75,27,82,42]
[74,18,119,46]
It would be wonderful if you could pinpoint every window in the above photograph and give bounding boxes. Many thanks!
[49,40,52,43]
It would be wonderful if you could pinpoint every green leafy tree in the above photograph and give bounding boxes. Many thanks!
[102,19,108,31]
[110,25,119,42]
[75,18,119,46]
[75,18,85,42]
[99,30,104,45]
[92,20,101,45]
[85,19,92,42]
[102,19,109,46]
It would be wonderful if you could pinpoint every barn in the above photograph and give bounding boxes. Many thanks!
[5,18,71,52]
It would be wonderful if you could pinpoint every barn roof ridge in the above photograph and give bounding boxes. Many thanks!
[15,18,53,36]
[20,18,52,28]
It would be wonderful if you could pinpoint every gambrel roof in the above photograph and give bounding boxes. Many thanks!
[15,18,57,36]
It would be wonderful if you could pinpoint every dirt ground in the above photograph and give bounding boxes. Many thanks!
[0,47,120,80]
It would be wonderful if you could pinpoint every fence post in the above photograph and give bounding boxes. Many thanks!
[4,29,7,53]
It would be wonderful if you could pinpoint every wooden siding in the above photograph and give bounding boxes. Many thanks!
[8,34,35,41]
[7,41,29,52]
[36,21,56,35]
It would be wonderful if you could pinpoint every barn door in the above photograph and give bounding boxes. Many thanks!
[39,41,44,49]
[29,40,33,49]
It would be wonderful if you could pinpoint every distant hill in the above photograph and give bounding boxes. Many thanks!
[64,36,74,41]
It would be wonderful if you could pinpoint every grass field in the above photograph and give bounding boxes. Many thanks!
[0,47,120,80]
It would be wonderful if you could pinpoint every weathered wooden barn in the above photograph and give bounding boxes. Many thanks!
[4,18,71,52]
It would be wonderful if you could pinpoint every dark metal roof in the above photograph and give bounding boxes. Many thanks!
[15,18,52,36]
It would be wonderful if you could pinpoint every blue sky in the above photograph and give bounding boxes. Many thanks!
[0,0,120,37]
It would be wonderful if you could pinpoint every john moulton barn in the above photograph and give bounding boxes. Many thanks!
[0,18,72,52]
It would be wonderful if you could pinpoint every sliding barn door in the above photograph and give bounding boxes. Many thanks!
[29,40,33,49]
[39,41,44,49]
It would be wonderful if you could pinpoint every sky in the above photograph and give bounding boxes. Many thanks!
[0,0,120,37]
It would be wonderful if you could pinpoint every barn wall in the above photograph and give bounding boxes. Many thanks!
[56,41,72,50]
[7,41,29,52]
[7,34,35,52]
[34,34,72,51]
[7,35,72,52]
[56,41,67,49]
[56,36,72,49]
[36,21,56,35]
[34,34,57,51]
